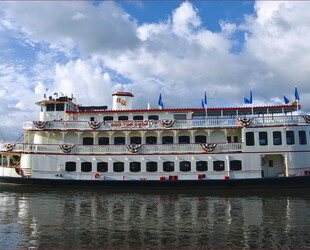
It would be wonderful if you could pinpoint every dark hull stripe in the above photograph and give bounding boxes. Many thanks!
[1,176,310,189]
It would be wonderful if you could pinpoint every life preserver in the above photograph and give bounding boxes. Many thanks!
[94,173,100,178]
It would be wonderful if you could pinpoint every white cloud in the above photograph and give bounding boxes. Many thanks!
[53,59,120,108]
[3,1,140,55]
[172,2,201,37]
[0,1,310,140]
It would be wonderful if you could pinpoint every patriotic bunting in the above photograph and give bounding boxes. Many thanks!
[88,121,103,129]
[33,121,48,129]
[159,119,175,128]
[237,118,253,127]
[126,144,142,153]
[5,143,15,151]
[59,144,75,153]
[303,115,310,124]
[201,143,217,152]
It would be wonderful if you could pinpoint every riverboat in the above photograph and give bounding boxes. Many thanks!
[0,91,309,189]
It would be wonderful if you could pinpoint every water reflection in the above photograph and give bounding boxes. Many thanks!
[1,185,310,249]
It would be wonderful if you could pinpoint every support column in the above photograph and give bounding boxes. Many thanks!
[93,132,98,145]
[62,132,65,144]
[206,130,211,143]
[156,131,163,144]
[109,132,114,145]
[125,131,129,145]
[173,130,177,144]
[191,130,195,144]
[141,131,146,144]
[77,132,81,145]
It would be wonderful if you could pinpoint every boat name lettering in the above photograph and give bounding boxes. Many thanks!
[107,120,153,128]
[116,98,127,106]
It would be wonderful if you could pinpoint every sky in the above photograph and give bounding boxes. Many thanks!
[0,1,310,141]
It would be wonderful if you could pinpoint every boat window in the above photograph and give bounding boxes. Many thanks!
[227,136,231,143]
[146,136,157,144]
[130,162,141,172]
[246,132,255,146]
[286,131,295,145]
[65,162,76,172]
[180,161,191,172]
[133,115,143,120]
[273,131,282,145]
[195,135,206,143]
[81,162,92,172]
[41,105,44,112]
[179,136,190,144]
[56,103,64,111]
[163,161,174,172]
[46,103,55,111]
[146,162,158,172]
[269,160,273,167]
[97,162,108,172]
[98,137,109,145]
[230,160,242,171]
[130,137,141,144]
[299,131,307,145]
[90,117,95,121]
[66,104,71,111]
[148,115,159,120]
[196,161,208,171]
[104,116,113,121]
[83,137,94,145]
[233,136,238,143]
[174,114,186,120]
[114,137,125,145]
[118,116,128,121]
[113,162,124,172]
[259,132,268,146]
[162,136,173,144]
[213,161,225,171]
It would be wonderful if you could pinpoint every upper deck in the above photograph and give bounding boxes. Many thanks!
[23,115,309,132]
[31,92,308,132]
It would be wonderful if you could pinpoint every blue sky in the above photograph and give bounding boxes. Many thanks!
[0,1,310,140]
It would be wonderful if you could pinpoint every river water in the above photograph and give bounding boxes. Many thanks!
[1,184,310,249]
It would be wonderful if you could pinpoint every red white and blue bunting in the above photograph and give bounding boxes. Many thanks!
[126,144,142,153]
[159,119,175,128]
[88,121,103,130]
[201,143,217,152]
[5,143,15,151]
[303,115,310,124]
[237,118,253,127]
[59,144,75,153]
[33,121,48,129]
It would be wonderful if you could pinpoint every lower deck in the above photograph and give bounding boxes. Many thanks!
[1,151,309,181]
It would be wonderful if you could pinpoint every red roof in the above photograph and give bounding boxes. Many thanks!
[65,104,300,115]
[112,92,134,97]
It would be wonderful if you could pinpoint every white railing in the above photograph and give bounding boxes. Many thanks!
[23,115,308,131]
[0,142,243,155]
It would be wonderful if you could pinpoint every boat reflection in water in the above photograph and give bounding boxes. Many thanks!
[1,186,310,249]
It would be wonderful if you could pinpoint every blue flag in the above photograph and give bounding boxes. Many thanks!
[158,93,164,108]
[201,98,205,108]
[295,87,300,101]
[204,91,207,105]
[283,95,290,104]
[244,90,252,104]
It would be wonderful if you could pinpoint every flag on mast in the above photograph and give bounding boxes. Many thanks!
[244,90,252,104]
[201,99,205,108]
[158,93,164,109]
[295,87,300,101]
[204,91,207,105]
[283,95,290,104]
